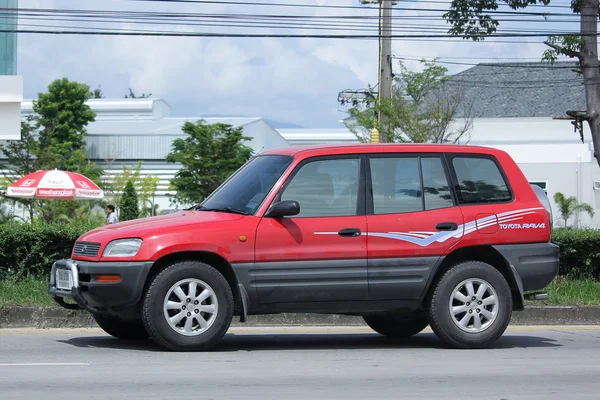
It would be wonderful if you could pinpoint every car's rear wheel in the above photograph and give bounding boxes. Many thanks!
[93,313,148,340]
[142,261,233,351]
[427,261,512,349]
[363,314,429,338]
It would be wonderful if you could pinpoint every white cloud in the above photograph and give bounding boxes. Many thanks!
[15,0,578,127]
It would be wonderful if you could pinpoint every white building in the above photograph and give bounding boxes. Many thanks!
[2,61,599,227]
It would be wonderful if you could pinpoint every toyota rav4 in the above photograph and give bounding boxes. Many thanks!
[49,143,559,350]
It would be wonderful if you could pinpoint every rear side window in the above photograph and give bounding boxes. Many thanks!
[450,156,512,204]
[368,156,454,214]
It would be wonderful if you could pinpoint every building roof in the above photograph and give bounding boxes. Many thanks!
[449,61,586,118]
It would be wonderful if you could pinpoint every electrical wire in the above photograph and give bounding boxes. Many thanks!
[2,28,595,39]
[6,15,584,36]
[0,8,586,38]
[121,0,580,15]
[0,7,581,23]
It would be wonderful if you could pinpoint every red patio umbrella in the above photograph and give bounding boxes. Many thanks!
[5,169,104,200]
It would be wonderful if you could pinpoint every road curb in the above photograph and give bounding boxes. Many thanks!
[2,305,600,329]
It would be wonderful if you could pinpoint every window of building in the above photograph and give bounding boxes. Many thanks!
[450,156,512,204]
[280,158,360,217]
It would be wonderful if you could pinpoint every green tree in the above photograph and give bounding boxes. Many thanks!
[30,78,101,222]
[553,192,595,227]
[33,78,96,173]
[346,60,473,143]
[120,180,139,221]
[0,117,39,222]
[166,120,253,206]
[442,0,600,169]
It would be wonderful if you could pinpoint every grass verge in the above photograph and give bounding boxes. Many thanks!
[0,276,598,307]
[0,278,54,306]
[525,276,600,306]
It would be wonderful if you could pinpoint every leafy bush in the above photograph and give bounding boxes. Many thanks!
[552,228,600,280]
[0,221,99,280]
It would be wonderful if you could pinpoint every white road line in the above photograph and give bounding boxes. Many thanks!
[0,362,89,367]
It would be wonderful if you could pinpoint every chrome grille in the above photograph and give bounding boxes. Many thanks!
[73,242,101,257]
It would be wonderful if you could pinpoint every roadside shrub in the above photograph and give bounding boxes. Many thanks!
[0,221,99,280]
[552,228,600,280]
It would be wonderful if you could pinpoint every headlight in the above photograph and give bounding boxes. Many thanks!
[102,239,143,257]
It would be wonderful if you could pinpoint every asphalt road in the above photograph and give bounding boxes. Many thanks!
[1,326,600,400]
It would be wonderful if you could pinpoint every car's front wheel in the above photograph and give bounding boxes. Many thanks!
[427,261,512,349]
[141,261,233,351]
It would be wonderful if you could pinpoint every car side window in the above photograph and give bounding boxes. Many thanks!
[421,157,454,210]
[369,156,454,214]
[451,156,512,204]
[280,158,360,217]
[370,157,422,214]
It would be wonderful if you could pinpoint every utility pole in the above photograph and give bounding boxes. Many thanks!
[377,0,393,143]
[360,0,395,143]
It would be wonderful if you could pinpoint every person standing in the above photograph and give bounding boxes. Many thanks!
[106,205,118,224]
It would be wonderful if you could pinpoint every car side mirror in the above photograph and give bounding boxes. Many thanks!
[265,200,300,218]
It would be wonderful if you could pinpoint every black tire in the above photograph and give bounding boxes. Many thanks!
[363,314,429,338]
[427,261,512,349]
[93,313,149,340]
[142,261,234,351]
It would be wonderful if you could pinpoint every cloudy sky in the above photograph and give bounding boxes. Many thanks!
[15,0,576,128]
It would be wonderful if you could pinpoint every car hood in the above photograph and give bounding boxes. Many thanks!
[78,210,245,242]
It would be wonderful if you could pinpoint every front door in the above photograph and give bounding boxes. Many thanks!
[254,156,368,304]
[366,154,465,301]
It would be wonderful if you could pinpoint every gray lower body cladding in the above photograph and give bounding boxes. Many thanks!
[493,242,560,292]
[231,257,439,314]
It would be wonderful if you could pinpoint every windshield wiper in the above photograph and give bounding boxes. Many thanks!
[196,206,248,215]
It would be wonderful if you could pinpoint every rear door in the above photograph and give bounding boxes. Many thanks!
[366,154,465,301]
[254,155,369,304]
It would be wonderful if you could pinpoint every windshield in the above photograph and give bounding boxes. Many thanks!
[199,155,293,215]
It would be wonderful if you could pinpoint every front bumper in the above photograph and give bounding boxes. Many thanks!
[48,258,154,313]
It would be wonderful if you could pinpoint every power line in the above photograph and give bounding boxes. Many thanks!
[121,0,578,14]
[7,15,584,35]
[1,7,582,22]
[2,27,594,39]
[5,3,582,18]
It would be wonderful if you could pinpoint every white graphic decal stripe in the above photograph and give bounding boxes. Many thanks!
[314,207,546,247]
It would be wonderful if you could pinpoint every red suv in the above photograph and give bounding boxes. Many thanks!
[49,144,559,350]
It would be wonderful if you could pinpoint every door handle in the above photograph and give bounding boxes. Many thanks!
[436,222,458,231]
[338,228,361,237]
